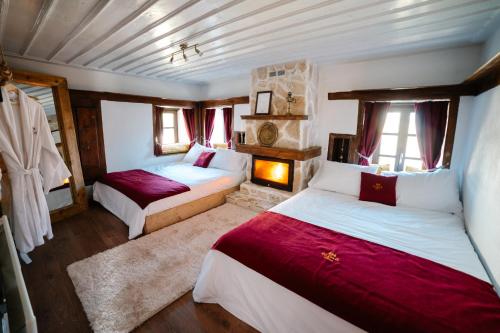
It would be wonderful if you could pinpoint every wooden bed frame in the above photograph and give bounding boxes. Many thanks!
[143,186,239,234]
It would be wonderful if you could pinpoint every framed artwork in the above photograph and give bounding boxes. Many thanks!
[255,91,272,115]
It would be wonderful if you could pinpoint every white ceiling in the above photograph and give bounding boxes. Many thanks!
[1,0,499,84]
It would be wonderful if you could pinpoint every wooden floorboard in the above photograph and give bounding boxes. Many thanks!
[21,204,257,333]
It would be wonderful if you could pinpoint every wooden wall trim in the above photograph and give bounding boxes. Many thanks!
[462,52,500,96]
[328,85,465,101]
[200,96,249,108]
[69,89,197,107]
[328,53,500,101]
[442,96,459,168]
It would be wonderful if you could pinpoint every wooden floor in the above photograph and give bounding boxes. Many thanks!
[21,204,257,333]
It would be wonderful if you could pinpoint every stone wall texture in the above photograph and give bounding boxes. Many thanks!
[245,60,319,192]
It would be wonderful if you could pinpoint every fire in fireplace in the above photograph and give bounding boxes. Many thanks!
[251,155,294,192]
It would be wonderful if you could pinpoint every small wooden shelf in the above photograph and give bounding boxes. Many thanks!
[240,115,308,120]
[235,144,321,161]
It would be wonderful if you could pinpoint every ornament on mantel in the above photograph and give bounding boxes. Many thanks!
[286,91,296,116]
[285,68,297,115]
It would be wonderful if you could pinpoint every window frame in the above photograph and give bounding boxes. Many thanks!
[153,106,188,156]
[372,103,424,172]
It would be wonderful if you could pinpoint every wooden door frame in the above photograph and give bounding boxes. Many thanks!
[9,70,88,222]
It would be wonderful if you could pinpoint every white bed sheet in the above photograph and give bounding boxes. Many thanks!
[93,162,245,239]
[193,188,490,333]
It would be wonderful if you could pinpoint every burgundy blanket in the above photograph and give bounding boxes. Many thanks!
[99,169,190,209]
[213,211,500,333]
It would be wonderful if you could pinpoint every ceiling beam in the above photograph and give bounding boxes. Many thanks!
[19,0,57,56]
[159,8,487,80]
[83,0,201,66]
[172,31,476,82]
[145,0,458,77]
[47,0,112,61]
[140,0,405,76]
[111,0,294,71]
[0,0,9,42]
[103,0,246,70]
[128,0,340,74]
[65,0,159,64]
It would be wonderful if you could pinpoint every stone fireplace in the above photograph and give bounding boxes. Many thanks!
[229,59,321,211]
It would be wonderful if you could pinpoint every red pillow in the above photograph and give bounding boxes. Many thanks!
[193,151,216,168]
[359,172,398,206]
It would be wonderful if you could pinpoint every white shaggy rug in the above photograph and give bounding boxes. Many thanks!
[67,203,257,333]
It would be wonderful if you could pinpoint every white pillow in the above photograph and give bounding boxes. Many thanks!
[182,143,214,163]
[209,148,247,172]
[382,169,462,214]
[308,161,378,197]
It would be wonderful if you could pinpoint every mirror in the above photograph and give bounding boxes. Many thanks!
[13,83,73,211]
[6,70,87,222]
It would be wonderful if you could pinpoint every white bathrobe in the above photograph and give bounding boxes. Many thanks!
[0,87,71,253]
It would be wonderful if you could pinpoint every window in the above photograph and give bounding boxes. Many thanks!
[154,106,190,155]
[373,103,441,172]
[211,108,225,145]
[161,109,178,145]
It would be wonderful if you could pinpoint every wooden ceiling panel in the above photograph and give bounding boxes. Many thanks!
[52,0,153,62]
[128,0,498,78]
[70,0,195,66]
[27,0,103,58]
[86,0,228,68]
[106,0,273,72]
[171,21,482,81]
[116,0,310,73]
[2,0,499,84]
[154,0,497,79]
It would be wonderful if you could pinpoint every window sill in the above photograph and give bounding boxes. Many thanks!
[158,143,190,156]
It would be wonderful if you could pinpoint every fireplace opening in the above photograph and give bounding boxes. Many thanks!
[251,155,294,192]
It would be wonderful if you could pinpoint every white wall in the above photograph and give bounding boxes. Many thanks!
[482,24,500,63]
[459,86,500,287]
[234,104,251,132]
[451,26,500,288]
[316,44,482,157]
[450,96,475,186]
[6,56,203,99]
[199,75,250,100]
[100,101,183,172]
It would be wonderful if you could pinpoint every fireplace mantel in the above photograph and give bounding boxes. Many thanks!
[241,115,308,120]
[235,144,321,161]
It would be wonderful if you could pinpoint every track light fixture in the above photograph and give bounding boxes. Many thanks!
[195,45,203,56]
[168,43,202,64]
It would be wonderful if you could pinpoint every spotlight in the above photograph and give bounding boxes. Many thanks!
[195,45,203,56]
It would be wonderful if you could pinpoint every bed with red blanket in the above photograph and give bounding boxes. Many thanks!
[93,162,245,239]
[193,188,500,333]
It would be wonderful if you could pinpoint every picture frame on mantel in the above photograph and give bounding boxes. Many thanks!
[255,91,272,115]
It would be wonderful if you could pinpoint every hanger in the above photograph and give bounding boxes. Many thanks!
[0,44,14,102]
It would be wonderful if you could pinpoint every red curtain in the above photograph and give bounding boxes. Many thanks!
[223,107,233,148]
[357,102,390,165]
[204,108,216,147]
[414,101,448,170]
[182,108,196,147]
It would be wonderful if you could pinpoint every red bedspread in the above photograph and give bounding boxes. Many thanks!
[213,211,500,333]
[99,169,190,209]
